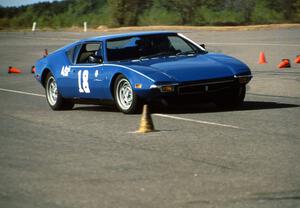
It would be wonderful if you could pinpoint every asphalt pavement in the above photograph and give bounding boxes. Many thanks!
[0,28,299,208]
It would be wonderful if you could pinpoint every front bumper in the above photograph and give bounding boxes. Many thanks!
[138,75,252,105]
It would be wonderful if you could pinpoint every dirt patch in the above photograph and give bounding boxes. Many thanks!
[96,24,300,32]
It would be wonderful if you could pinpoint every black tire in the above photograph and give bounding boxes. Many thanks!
[114,74,141,114]
[214,85,246,109]
[45,72,74,110]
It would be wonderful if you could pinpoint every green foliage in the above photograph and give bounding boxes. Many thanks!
[193,6,246,25]
[138,3,181,25]
[158,0,201,24]
[294,0,300,21]
[251,0,284,23]
[107,0,151,27]
[0,0,299,29]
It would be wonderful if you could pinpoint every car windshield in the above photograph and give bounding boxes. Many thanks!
[106,34,205,62]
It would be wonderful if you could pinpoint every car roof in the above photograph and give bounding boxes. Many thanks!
[81,31,177,42]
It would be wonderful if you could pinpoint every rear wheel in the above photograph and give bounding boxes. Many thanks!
[114,74,140,114]
[45,73,74,110]
[214,85,246,108]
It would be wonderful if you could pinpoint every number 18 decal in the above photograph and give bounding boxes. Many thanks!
[78,70,90,93]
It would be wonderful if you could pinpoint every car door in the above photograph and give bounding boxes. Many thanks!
[69,41,105,99]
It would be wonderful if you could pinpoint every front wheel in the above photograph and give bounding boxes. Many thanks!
[114,75,140,114]
[45,73,74,110]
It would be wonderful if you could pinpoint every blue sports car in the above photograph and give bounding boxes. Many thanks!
[35,31,252,113]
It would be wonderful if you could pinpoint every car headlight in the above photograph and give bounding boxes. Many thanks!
[234,75,252,84]
[150,84,177,92]
[160,85,175,92]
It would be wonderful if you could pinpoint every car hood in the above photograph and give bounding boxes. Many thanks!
[121,53,251,83]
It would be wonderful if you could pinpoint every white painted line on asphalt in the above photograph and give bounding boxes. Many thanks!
[207,42,300,47]
[0,87,241,129]
[154,113,241,129]
[0,88,45,98]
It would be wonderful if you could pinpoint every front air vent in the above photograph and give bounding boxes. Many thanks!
[178,79,236,95]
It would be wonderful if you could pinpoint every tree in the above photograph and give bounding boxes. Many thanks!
[107,0,150,26]
[159,0,201,24]
[0,0,299,29]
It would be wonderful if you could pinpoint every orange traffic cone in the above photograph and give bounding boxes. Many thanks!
[295,55,300,64]
[31,66,36,73]
[43,49,48,57]
[8,66,22,74]
[278,59,291,69]
[258,52,267,64]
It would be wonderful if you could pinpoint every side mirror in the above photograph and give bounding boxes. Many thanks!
[199,44,205,49]
[88,55,103,64]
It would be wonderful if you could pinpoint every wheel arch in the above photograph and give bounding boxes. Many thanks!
[41,68,52,88]
[106,65,155,100]
[110,72,123,99]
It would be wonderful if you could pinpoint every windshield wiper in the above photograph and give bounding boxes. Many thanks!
[176,50,197,56]
[140,51,176,60]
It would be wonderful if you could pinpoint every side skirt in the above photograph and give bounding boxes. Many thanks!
[72,98,114,106]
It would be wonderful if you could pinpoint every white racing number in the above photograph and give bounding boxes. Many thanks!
[78,70,90,93]
[61,66,70,77]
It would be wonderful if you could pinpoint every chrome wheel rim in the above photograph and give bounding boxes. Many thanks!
[116,78,133,110]
[47,76,58,106]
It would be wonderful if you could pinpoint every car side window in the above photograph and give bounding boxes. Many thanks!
[76,42,102,64]
[66,45,80,64]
